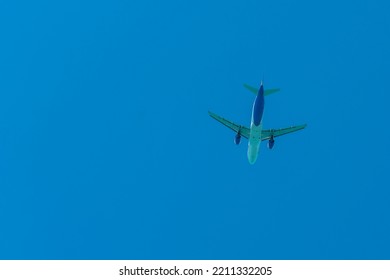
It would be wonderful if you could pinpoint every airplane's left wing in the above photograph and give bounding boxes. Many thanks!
[261,124,307,141]
[208,111,250,138]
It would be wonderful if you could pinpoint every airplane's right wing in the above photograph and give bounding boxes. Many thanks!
[208,111,250,138]
[261,124,307,141]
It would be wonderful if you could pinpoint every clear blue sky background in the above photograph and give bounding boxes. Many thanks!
[0,0,389,259]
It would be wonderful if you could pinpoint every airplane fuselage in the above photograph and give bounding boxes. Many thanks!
[247,84,265,164]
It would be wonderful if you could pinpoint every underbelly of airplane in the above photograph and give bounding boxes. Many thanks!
[247,122,262,164]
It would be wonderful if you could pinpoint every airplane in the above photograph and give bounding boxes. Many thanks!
[208,82,307,164]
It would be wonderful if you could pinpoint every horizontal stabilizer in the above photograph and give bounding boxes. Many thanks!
[243,84,280,96]
[264,88,280,95]
[243,84,259,94]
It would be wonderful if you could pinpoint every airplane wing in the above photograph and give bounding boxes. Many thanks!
[208,111,250,138]
[261,124,307,141]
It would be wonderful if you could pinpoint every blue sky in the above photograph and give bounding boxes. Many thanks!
[0,0,389,259]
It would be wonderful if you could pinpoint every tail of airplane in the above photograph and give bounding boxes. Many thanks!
[264,88,280,95]
[243,83,280,96]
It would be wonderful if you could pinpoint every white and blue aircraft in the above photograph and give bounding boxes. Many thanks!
[209,82,306,164]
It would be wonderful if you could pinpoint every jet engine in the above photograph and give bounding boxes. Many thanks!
[234,133,241,145]
[268,135,275,149]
